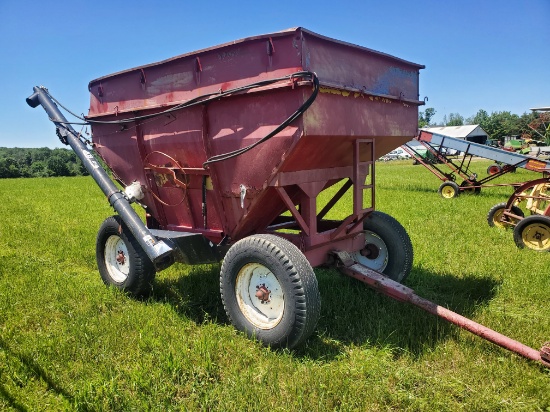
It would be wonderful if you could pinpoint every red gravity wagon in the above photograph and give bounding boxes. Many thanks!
[31,28,550,366]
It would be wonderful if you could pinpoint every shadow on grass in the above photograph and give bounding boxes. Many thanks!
[149,263,500,362]
[150,263,228,326]
[0,336,76,412]
[298,266,500,361]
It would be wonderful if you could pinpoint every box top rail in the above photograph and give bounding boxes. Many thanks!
[88,27,425,86]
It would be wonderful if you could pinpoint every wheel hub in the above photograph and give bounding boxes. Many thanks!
[116,250,126,265]
[255,284,271,303]
[522,222,550,250]
[350,230,388,272]
[104,235,130,283]
[235,263,285,329]
[360,243,380,260]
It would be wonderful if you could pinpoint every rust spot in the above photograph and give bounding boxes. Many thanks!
[255,284,271,303]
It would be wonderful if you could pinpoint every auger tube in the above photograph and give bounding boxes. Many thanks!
[26,86,173,269]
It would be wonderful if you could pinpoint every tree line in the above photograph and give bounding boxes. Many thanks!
[0,147,88,178]
[419,108,550,143]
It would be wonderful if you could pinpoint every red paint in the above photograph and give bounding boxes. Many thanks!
[88,28,423,263]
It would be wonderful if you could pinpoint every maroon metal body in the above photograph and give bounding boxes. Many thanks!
[87,28,424,265]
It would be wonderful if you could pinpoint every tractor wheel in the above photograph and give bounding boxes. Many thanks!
[487,202,524,228]
[351,211,413,283]
[220,234,320,349]
[438,181,460,199]
[513,215,550,252]
[96,215,156,297]
[487,164,503,175]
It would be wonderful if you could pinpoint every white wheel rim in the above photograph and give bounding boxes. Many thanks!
[235,263,284,329]
[351,230,389,271]
[104,235,130,283]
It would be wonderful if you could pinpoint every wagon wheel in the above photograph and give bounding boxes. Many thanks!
[96,215,156,297]
[460,180,481,194]
[513,215,550,252]
[438,181,460,199]
[351,211,413,283]
[487,202,524,228]
[220,234,320,348]
[487,164,503,175]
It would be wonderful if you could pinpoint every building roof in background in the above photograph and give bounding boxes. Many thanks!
[422,125,488,139]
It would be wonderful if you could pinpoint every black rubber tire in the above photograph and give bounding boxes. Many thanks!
[460,180,481,194]
[353,211,413,283]
[487,164,502,175]
[513,215,550,252]
[96,215,156,297]
[487,202,524,228]
[220,234,320,349]
[438,181,460,199]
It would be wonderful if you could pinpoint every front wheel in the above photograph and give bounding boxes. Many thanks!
[96,215,156,297]
[513,215,550,252]
[351,211,413,283]
[487,202,524,228]
[438,181,460,199]
[220,234,320,349]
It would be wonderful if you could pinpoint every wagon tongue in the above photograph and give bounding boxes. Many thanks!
[333,251,550,369]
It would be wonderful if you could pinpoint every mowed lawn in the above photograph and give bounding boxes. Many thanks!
[0,160,548,411]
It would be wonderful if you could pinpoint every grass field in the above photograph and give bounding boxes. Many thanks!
[0,160,549,411]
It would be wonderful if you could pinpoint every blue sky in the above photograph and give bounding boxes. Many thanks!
[1,0,549,148]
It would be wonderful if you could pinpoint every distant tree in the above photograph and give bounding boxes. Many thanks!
[0,147,93,178]
[418,107,436,128]
[468,109,489,126]
[30,160,50,177]
[47,155,71,176]
[0,157,21,178]
[31,147,52,162]
[445,112,464,126]
[484,111,521,140]
[519,111,550,143]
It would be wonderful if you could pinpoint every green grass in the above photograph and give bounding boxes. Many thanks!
[0,161,549,411]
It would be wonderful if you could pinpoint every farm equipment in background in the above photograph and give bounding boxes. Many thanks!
[527,108,550,155]
[502,137,546,155]
[28,28,549,368]
[403,130,550,198]
[487,177,550,251]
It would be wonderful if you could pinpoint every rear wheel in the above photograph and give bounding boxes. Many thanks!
[351,211,413,283]
[513,215,550,252]
[96,216,156,297]
[460,180,481,194]
[487,164,503,175]
[487,202,524,228]
[438,181,460,199]
[220,234,320,348]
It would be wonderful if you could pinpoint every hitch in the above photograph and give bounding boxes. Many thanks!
[333,251,550,369]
